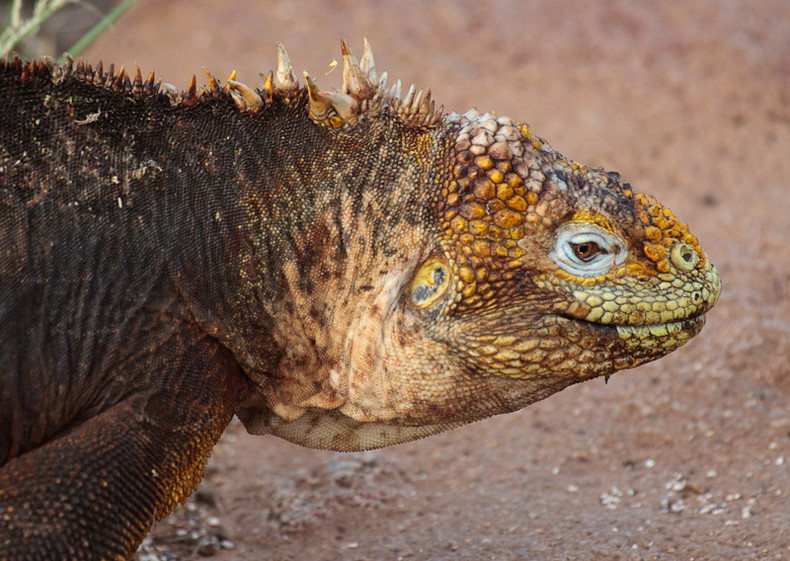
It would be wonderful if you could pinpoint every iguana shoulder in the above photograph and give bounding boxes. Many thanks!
[0,40,720,559]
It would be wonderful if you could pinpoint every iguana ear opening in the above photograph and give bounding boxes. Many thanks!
[410,257,451,308]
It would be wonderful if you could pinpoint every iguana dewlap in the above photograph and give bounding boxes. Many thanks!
[0,40,720,559]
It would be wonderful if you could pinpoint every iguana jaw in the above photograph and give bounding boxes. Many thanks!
[613,315,705,343]
[558,313,707,372]
[615,316,706,367]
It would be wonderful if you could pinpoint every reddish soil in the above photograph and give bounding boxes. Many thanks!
[62,1,790,559]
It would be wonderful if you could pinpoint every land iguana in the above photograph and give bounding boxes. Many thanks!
[0,39,721,559]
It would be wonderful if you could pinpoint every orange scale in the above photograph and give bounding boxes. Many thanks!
[474,155,495,170]
[487,169,505,183]
[493,209,523,229]
[468,220,489,236]
[473,178,496,200]
[507,196,527,212]
[472,240,492,258]
[496,183,514,201]
[643,243,666,262]
[449,215,468,233]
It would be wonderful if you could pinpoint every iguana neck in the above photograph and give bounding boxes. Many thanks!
[154,95,448,413]
[5,65,449,422]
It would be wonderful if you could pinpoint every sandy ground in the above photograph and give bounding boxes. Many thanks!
[24,0,789,559]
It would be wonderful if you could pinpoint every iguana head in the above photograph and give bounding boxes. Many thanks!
[230,40,721,450]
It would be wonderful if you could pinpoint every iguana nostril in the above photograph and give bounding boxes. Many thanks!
[670,243,698,272]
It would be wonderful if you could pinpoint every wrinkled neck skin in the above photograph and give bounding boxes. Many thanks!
[206,109,451,443]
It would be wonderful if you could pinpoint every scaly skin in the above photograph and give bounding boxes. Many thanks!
[0,40,720,559]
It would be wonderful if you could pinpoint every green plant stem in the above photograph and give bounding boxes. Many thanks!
[0,0,137,60]
[1,0,73,57]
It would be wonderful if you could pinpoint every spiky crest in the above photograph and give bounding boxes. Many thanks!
[0,39,445,129]
[227,79,263,113]
[274,41,298,93]
[360,37,377,83]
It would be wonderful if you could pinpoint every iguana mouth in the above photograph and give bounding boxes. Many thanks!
[564,311,706,337]
[540,313,707,375]
[554,312,707,351]
[614,314,706,340]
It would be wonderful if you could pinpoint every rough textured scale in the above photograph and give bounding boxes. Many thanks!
[0,40,720,559]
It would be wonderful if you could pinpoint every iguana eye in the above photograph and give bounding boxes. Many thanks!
[411,258,450,307]
[551,223,627,277]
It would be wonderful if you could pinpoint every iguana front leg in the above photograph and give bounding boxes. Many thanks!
[0,334,246,560]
